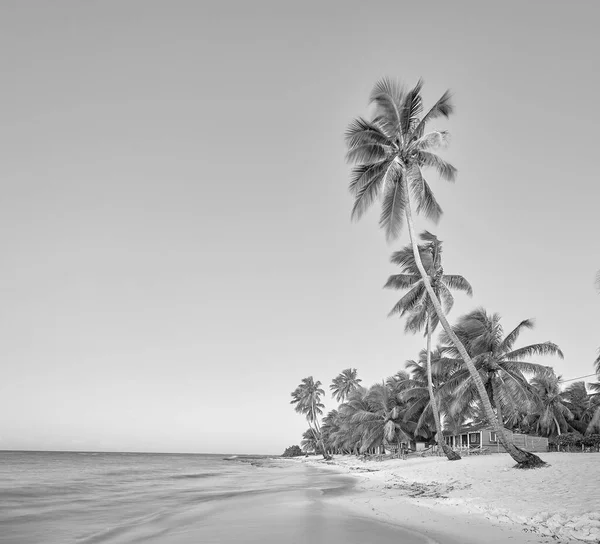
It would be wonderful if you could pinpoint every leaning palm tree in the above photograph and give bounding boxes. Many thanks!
[440,309,564,433]
[385,232,472,460]
[330,368,362,402]
[346,77,545,466]
[290,377,328,457]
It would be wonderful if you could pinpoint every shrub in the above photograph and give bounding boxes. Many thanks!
[582,434,600,451]
[282,445,303,457]
[554,432,584,451]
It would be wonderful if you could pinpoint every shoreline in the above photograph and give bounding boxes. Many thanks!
[282,452,600,543]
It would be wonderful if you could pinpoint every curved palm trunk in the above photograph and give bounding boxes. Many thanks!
[426,314,461,461]
[402,175,545,468]
[553,416,562,436]
[308,409,330,459]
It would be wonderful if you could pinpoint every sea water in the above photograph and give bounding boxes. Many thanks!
[0,451,431,543]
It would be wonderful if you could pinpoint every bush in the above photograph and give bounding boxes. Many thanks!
[282,445,303,457]
[554,432,584,451]
[582,434,600,451]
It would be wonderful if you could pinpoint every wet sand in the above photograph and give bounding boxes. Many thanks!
[153,464,439,544]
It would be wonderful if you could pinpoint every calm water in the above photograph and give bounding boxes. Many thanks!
[0,451,432,544]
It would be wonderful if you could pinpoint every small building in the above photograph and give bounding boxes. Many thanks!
[443,424,548,453]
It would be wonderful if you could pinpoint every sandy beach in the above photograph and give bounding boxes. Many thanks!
[291,452,600,543]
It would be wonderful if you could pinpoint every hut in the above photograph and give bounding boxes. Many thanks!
[443,424,548,453]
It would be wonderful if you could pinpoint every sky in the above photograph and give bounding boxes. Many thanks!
[0,1,599,455]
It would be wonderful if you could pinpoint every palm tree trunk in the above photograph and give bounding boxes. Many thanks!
[426,314,461,461]
[402,175,545,468]
[553,416,562,436]
[491,377,504,427]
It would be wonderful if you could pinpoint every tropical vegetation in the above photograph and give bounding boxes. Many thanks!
[287,77,600,471]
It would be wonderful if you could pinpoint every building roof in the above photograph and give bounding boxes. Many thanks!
[443,423,508,435]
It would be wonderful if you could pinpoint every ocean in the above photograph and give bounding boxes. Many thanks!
[0,451,431,544]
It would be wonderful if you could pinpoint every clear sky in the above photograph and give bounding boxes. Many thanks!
[1,1,598,454]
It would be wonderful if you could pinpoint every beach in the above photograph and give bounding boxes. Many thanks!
[2,450,599,543]
[0,450,439,544]
[294,452,600,543]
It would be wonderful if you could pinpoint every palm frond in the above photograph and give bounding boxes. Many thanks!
[345,117,390,150]
[348,161,390,195]
[499,319,535,352]
[369,78,405,138]
[384,274,421,291]
[379,174,406,241]
[442,275,473,296]
[413,130,451,151]
[409,89,454,140]
[410,167,443,223]
[438,282,455,315]
[505,342,564,361]
[418,151,457,182]
[388,284,426,317]
[350,159,397,222]
[404,305,428,334]
[400,78,424,134]
[346,142,393,165]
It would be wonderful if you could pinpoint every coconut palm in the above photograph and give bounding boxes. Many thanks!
[402,348,467,446]
[301,428,318,454]
[330,368,362,402]
[586,353,600,435]
[290,377,328,457]
[527,372,573,436]
[339,383,411,454]
[385,232,472,460]
[346,77,544,466]
[320,410,341,454]
[561,381,600,436]
[440,309,564,432]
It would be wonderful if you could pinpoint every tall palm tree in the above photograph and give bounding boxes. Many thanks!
[330,368,362,402]
[290,377,328,457]
[440,309,564,432]
[527,372,573,436]
[385,232,472,460]
[346,77,544,466]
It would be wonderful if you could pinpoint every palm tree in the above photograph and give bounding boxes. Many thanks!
[402,348,468,451]
[440,309,564,433]
[559,380,600,436]
[330,368,362,402]
[301,428,318,454]
[346,77,545,466]
[339,382,411,454]
[320,410,341,454]
[586,354,600,435]
[290,377,328,457]
[385,231,472,460]
[527,372,573,437]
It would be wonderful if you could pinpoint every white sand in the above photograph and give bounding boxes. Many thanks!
[299,452,600,543]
